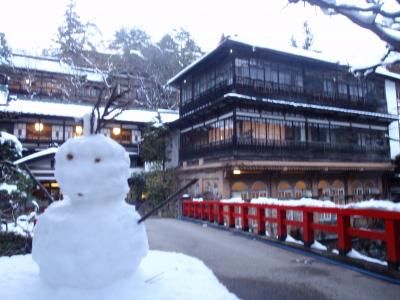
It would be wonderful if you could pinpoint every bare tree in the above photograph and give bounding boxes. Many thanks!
[89,84,131,134]
[289,0,400,71]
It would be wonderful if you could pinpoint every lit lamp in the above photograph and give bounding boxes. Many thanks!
[34,122,44,132]
[75,125,83,135]
[113,127,121,136]
[233,167,241,175]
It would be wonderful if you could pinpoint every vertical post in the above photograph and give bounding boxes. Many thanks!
[303,209,314,247]
[217,203,224,225]
[337,213,351,256]
[257,205,266,235]
[208,202,214,222]
[201,202,207,221]
[385,219,400,270]
[241,204,249,231]
[190,202,194,217]
[277,208,287,241]
[193,203,199,219]
[228,204,235,228]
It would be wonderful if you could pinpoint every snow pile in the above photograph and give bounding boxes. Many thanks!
[344,199,400,212]
[214,197,400,213]
[0,131,23,156]
[220,197,244,203]
[192,197,204,202]
[285,234,304,245]
[0,251,238,300]
[0,183,17,194]
[311,241,328,251]
[346,249,387,267]
[251,197,336,208]
[32,133,148,288]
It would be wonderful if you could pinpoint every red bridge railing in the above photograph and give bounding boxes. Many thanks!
[182,200,400,270]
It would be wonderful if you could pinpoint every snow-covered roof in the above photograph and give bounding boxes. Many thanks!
[224,92,399,121]
[229,36,341,65]
[5,54,104,82]
[375,67,400,81]
[167,36,344,86]
[0,98,179,124]
[14,147,58,165]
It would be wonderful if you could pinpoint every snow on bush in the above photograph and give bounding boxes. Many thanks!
[0,131,23,156]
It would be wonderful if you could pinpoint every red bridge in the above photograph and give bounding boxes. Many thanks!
[182,200,400,270]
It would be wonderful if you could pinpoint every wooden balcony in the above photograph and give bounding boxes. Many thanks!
[180,139,390,163]
[179,80,381,117]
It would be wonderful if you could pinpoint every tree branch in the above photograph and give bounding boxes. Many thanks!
[289,0,400,52]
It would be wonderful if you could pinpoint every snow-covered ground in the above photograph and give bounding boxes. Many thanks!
[0,251,238,300]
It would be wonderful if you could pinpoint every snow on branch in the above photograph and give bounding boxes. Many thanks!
[289,0,400,73]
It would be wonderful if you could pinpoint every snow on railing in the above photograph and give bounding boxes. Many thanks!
[182,198,400,270]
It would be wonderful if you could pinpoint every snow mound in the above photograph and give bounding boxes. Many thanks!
[0,251,238,300]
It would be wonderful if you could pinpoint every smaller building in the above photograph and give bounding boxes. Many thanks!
[0,98,178,202]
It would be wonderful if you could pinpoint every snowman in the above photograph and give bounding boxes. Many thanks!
[32,115,149,289]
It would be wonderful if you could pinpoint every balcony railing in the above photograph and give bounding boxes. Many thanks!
[179,80,382,116]
[180,139,390,162]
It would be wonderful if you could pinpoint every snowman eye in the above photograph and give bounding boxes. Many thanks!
[94,157,101,163]
[66,153,74,160]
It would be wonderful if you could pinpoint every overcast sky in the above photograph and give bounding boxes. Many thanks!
[0,0,388,66]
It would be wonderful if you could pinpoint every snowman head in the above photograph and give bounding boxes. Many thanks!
[55,134,130,204]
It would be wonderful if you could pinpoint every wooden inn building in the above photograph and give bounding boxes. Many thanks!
[168,37,400,204]
[0,53,178,202]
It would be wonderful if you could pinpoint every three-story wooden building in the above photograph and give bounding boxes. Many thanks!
[168,37,398,203]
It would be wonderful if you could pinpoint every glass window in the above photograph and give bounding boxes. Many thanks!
[265,63,278,83]
[323,79,335,96]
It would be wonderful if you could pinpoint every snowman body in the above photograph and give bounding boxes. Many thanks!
[32,134,148,288]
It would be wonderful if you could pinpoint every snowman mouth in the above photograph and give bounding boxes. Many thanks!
[77,193,84,197]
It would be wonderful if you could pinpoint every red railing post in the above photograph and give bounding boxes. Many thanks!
[228,204,235,228]
[303,209,314,247]
[208,202,214,222]
[217,203,224,225]
[193,203,199,219]
[385,219,400,269]
[337,213,351,255]
[256,205,266,235]
[201,202,207,220]
[241,203,249,231]
[277,208,287,241]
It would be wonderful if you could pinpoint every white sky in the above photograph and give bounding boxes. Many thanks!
[0,0,388,66]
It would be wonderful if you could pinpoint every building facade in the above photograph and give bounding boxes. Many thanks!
[168,37,399,204]
[0,54,178,202]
